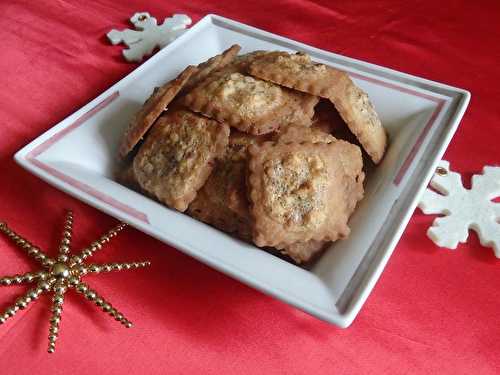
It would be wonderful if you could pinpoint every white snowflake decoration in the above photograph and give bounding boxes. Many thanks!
[107,12,191,62]
[418,160,500,257]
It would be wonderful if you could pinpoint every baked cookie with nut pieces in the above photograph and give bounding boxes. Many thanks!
[189,129,275,241]
[332,82,387,163]
[186,131,263,240]
[249,51,387,163]
[249,52,347,99]
[281,92,319,128]
[133,109,229,212]
[119,65,197,158]
[182,44,241,93]
[187,183,251,241]
[247,141,364,248]
[196,50,271,86]
[224,131,274,219]
[183,72,317,134]
[188,130,274,241]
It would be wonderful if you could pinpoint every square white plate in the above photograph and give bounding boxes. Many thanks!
[14,14,470,327]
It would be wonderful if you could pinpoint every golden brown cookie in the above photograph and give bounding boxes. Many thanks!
[332,82,387,163]
[249,52,346,98]
[182,72,315,135]
[311,100,359,143]
[224,131,273,220]
[188,130,269,239]
[188,129,277,241]
[116,162,141,191]
[181,50,314,130]
[249,52,387,163]
[187,183,251,240]
[188,154,246,237]
[280,240,330,264]
[215,50,270,78]
[133,109,229,212]
[233,50,270,70]
[282,92,319,128]
[119,65,197,158]
[247,141,364,248]
[311,99,342,134]
[311,116,336,135]
[183,50,269,94]
[277,124,337,144]
[183,44,241,93]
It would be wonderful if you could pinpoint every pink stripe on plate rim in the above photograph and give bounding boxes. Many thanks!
[26,91,150,224]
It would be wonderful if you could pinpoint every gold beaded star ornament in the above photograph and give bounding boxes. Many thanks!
[0,210,150,353]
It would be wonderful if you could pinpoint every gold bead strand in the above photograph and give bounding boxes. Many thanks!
[0,222,54,268]
[0,279,53,325]
[79,261,151,275]
[0,271,46,286]
[57,211,74,263]
[47,279,68,353]
[75,282,133,328]
[69,223,127,266]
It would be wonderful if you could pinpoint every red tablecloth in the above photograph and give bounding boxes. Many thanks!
[1,1,499,373]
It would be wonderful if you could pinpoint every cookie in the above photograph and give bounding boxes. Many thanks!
[182,44,241,93]
[188,130,269,238]
[311,99,361,146]
[277,124,337,144]
[183,72,315,135]
[311,99,343,134]
[247,141,364,248]
[280,240,330,264]
[282,92,319,128]
[183,51,269,94]
[332,82,387,163]
[187,183,251,240]
[133,109,229,212]
[249,51,346,98]
[225,131,272,219]
[249,51,387,163]
[207,50,270,81]
[119,65,197,158]
[187,151,247,237]
[116,162,141,191]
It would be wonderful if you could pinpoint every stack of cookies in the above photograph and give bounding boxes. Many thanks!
[118,44,388,264]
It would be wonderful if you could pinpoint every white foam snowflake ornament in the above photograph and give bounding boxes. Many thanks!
[107,12,191,62]
[418,160,500,257]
